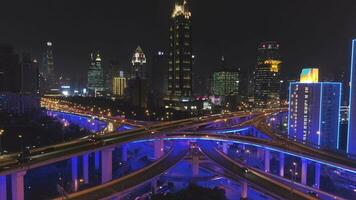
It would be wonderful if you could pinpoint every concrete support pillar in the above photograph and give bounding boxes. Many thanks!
[192,155,199,177]
[94,151,100,170]
[301,158,307,185]
[83,154,89,184]
[240,181,248,200]
[222,142,228,154]
[264,149,270,173]
[71,157,79,192]
[154,139,164,160]
[257,148,264,159]
[279,153,285,177]
[101,148,114,184]
[0,175,6,200]
[11,171,26,200]
[121,144,128,162]
[151,177,159,195]
[314,163,321,189]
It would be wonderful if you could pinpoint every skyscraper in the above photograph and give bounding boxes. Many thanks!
[105,60,120,94]
[0,45,40,113]
[88,52,104,96]
[288,68,341,150]
[348,39,356,155]
[127,46,148,108]
[21,53,39,95]
[112,71,127,97]
[149,51,168,107]
[212,56,240,96]
[41,42,56,91]
[0,44,21,92]
[254,41,282,108]
[166,0,193,101]
[131,46,147,79]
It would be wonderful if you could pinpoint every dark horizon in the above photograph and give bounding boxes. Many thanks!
[1,0,356,80]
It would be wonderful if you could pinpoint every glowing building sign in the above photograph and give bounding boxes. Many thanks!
[300,68,319,83]
[264,59,281,72]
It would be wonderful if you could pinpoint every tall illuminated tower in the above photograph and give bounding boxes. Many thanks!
[348,39,356,155]
[41,42,56,90]
[288,68,341,150]
[88,52,104,96]
[254,41,282,107]
[166,0,193,101]
[131,46,147,79]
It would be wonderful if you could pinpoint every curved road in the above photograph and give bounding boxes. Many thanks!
[198,141,317,200]
[56,141,188,200]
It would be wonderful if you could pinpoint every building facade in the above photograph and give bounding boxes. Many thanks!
[166,0,193,101]
[254,41,282,108]
[0,45,40,114]
[212,57,239,96]
[348,39,356,155]
[21,53,39,95]
[112,71,127,97]
[149,51,168,107]
[288,68,341,150]
[88,52,104,96]
[40,42,56,91]
[131,46,147,79]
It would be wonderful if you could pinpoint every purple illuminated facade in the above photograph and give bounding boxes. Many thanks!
[348,39,356,155]
[288,82,341,150]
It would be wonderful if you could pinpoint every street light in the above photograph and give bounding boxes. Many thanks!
[0,129,4,154]
[290,161,298,195]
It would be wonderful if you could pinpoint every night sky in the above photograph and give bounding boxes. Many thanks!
[1,0,356,80]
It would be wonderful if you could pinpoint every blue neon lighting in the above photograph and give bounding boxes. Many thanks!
[337,83,342,149]
[215,127,250,134]
[132,137,356,173]
[318,83,323,146]
[287,82,292,137]
[347,39,356,154]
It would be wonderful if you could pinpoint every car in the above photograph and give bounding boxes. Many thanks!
[241,167,249,173]
[306,190,319,198]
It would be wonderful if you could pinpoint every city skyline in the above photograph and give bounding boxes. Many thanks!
[1,1,356,198]
[1,0,356,79]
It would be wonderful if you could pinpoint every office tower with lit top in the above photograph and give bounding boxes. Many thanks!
[127,46,148,108]
[166,0,193,102]
[87,52,104,96]
[288,68,341,150]
[41,42,56,91]
[348,39,356,155]
[131,46,147,79]
[254,41,282,107]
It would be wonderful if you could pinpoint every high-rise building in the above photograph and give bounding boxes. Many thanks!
[113,71,127,97]
[21,53,39,95]
[131,46,147,79]
[288,68,341,150]
[254,41,282,108]
[149,51,168,107]
[0,45,40,113]
[88,52,104,96]
[348,39,356,155]
[105,60,120,94]
[0,44,21,92]
[212,56,239,96]
[41,42,56,91]
[166,0,193,101]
